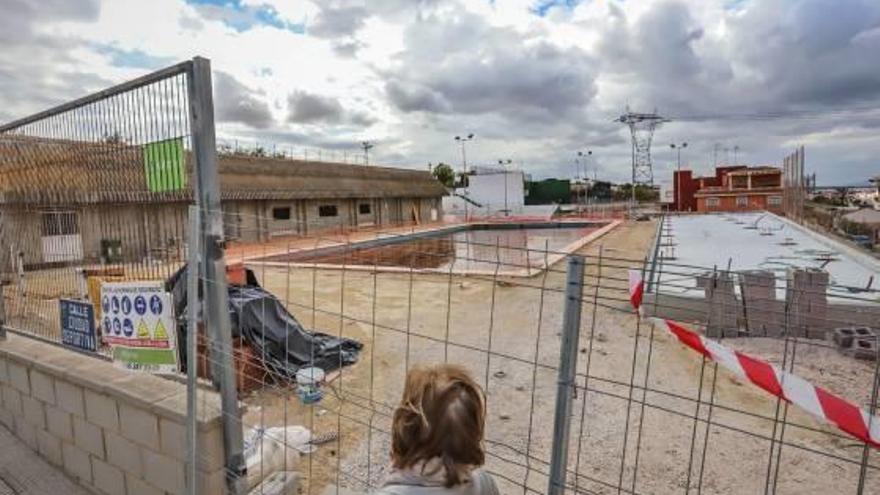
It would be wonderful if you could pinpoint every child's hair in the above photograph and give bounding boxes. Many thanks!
[391,364,487,487]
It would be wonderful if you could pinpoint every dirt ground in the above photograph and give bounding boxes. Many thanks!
[241,220,880,494]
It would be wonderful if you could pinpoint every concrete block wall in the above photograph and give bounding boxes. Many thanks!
[696,271,739,338]
[785,268,829,338]
[740,270,783,337]
[0,335,227,495]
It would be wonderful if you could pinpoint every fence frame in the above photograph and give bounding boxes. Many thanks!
[548,255,586,494]
[0,56,244,494]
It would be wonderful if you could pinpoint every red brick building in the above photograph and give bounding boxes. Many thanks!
[672,166,784,214]
[672,166,745,211]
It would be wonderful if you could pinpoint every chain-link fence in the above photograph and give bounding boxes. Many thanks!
[192,210,880,494]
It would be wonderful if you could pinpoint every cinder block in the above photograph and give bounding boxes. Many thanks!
[73,415,105,458]
[160,418,186,461]
[56,380,85,417]
[21,395,46,429]
[2,385,22,415]
[198,425,225,472]
[854,327,876,340]
[7,362,29,393]
[143,447,186,494]
[834,327,857,348]
[0,357,8,384]
[14,416,37,450]
[85,390,119,431]
[62,441,93,483]
[37,429,63,466]
[853,338,878,361]
[126,473,163,495]
[119,403,159,450]
[46,405,74,441]
[105,429,143,477]
[30,370,55,405]
[92,457,125,495]
[158,420,223,470]
[199,468,227,495]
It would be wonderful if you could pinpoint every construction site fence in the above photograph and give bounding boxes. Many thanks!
[1,59,880,495]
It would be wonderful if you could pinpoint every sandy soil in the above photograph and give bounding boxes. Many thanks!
[239,220,880,494]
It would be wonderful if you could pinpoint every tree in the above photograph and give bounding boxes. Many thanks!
[590,180,613,200]
[431,162,455,187]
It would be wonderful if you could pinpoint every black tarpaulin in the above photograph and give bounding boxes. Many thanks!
[167,264,362,378]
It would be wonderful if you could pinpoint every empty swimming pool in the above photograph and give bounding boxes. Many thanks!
[253,222,613,275]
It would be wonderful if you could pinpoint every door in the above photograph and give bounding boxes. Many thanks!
[40,210,83,263]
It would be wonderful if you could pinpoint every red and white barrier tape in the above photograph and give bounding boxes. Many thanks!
[628,270,880,448]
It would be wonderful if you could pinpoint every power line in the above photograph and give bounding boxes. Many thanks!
[668,104,880,122]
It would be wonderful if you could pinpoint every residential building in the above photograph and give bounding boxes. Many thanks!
[694,166,784,213]
[672,166,746,212]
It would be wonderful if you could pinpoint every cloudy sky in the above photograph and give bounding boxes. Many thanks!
[2,0,879,186]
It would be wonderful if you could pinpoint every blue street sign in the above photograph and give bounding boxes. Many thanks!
[59,299,97,352]
[122,318,134,337]
[111,296,120,314]
[102,296,109,313]
[134,295,147,315]
[113,318,122,335]
[121,296,132,315]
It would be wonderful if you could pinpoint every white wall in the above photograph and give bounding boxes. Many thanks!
[466,171,525,213]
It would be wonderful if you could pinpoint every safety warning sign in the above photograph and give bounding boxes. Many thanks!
[100,281,178,373]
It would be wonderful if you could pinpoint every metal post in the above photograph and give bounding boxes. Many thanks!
[186,205,200,495]
[548,255,586,495]
[188,56,247,494]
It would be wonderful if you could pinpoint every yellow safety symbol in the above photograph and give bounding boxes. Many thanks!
[136,319,150,338]
[154,320,168,341]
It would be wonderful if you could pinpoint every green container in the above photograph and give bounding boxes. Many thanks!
[100,239,123,263]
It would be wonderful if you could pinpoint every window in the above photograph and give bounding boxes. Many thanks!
[736,196,748,206]
[706,197,720,207]
[41,211,79,236]
[358,203,371,215]
[272,207,291,220]
[319,205,338,217]
[768,195,782,206]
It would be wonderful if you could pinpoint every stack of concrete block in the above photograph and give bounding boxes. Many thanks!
[697,271,739,338]
[0,334,228,495]
[785,268,829,339]
[833,327,878,360]
[740,270,783,337]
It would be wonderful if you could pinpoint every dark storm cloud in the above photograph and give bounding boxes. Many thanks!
[385,81,450,113]
[0,0,106,122]
[287,90,375,127]
[213,72,274,129]
[729,0,880,108]
[287,91,344,123]
[384,10,597,121]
